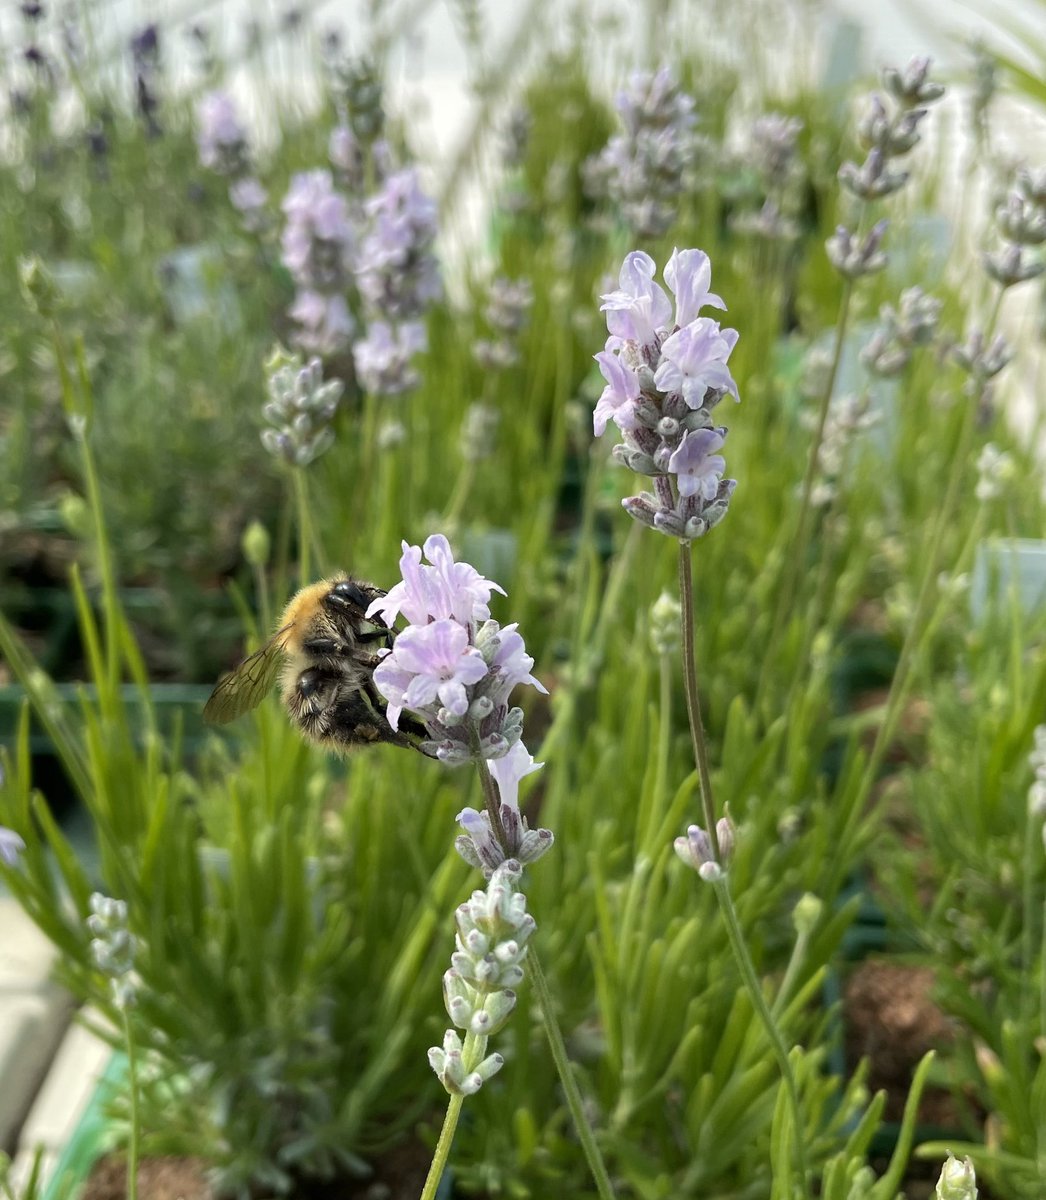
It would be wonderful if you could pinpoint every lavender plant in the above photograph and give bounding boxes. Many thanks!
[366,534,612,1200]
[591,244,812,1195]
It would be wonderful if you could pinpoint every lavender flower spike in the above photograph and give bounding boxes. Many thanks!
[593,247,740,541]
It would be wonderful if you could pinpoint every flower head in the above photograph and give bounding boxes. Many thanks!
[593,248,740,541]
[368,535,544,762]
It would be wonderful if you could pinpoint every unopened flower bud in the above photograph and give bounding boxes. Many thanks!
[935,1152,977,1200]
[241,520,271,567]
[793,893,823,936]
[650,590,682,656]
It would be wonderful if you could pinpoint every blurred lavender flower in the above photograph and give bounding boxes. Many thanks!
[195,90,248,175]
[329,124,365,191]
[807,392,879,506]
[429,861,534,1093]
[832,57,944,277]
[474,276,533,369]
[353,320,425,395]
[330,54,385,141]
[229,176,269,232]
[460,402,499,463]
[585,66,701,239]
[983,166,1046,287]
[281,170,356,354]
[87,893,138,1009]
[357,167,442,320]
[593,248,740,541]
[860,286,942,377]
[731,113,805,242]
[261,349,343,466]
[368,534,547,764]
[281,170,355,290]
[0,825,26,866]
[456,742,553,876]
[974,442,1014,503]
[826,220,888,279]
[751,113,804,188]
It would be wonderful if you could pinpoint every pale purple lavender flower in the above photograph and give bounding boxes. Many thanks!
[456,742,553,876]
[750,113,804,187]
[593,349,641,436]
[280,170,355,289]
[367,534,505,629]
[593,248,740,541]
[983,174,1046,288]
[376,619,488,726]
[600,250,672,350]
[585,66,700,238]
[329,124,364,184]
[655,321,740,409]
[289,291,355,357]
[195,90,248,175]
[357,167,441,320]
[353,320,426,395]
[667,428,727,499]
[229,176,269,232]
[860,286,942,377]
[0,826,26,865]
[664,248,725,327]
[368,535,545,762]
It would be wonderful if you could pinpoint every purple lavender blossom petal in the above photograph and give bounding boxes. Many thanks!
[664,248,725,326]
[600,250,672,347]
[667,428,726,498]
[593,349,641,436]
[655,319,740,408]
[488,741,543,812]
[389,620,489,717]
[424,534,506,626]
[492,625,548,695]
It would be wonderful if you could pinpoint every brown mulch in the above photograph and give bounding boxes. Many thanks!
[843,960,961,1126]
[80,1136,437,1200]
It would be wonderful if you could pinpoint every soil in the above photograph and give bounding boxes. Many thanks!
[80,1136,437,1200]
[843,960,961,1126]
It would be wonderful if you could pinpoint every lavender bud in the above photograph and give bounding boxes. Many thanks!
[883,56,945,108]
[935,1153,977,1200]
[826,221,888,278]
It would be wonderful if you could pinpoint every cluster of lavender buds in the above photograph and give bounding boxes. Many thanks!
[87,893,138,1009]
[949,327,1012,416]
[935,1153,978,1200]
[473,276,533,369]
[353,167,442,395]
[860,286,942,376]
[368,535,547,764]
[674,816,735,882]
[731,113,805,242]
[130,24,162,135]
[983,166,1046,288]
[829,57,944,278]
[456,741,553,876]
[592,249,740,541]
[428,862,534,1095]
[260,349,343,467]
[585,66,701,239]
[328,54,385,142]
[281,170,356,355]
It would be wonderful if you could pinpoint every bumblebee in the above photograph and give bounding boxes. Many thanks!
[204,576,426,752]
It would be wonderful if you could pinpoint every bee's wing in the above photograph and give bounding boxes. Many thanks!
[203,625,293,725]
